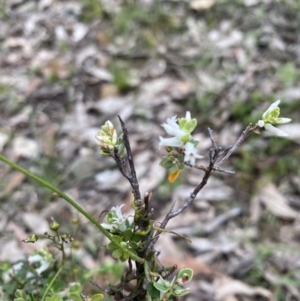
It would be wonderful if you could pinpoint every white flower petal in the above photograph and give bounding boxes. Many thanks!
[265,123,288,137]
[185,111,191,121]
[28,254,43,264]
[159,136,183,148]
[36,262,50,275]
[111,204,125,219]
[101,223,114,230]
[184,142,204,165]
[165,116,179,129]
[275,117,292,124]
[161,123,184,137]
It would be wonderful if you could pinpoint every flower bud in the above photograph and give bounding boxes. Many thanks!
[23,234,39,243]
[50,218,60,232]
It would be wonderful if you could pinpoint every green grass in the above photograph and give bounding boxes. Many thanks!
[80,0,102,22]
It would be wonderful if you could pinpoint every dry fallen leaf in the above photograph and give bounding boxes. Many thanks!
[2,172,26,195]
[258,182,298,220]
[215,274,273,300]
[12,136,39,159]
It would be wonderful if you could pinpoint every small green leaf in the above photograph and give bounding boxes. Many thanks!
[128,241,138,250]
[131,233,142,243]
[15,290,24,298]
[177,268,193,284]
[107,242,118,251]
[147,282,161,299]
[49,294,63,301]
[153,282,169,293]
[160,160,173,169]
[124,229,133,241]
[120,251,130,262]
[190,139,199,147]
[173,287,190,296]
[169,165,179,173]
[68,293,82,301]
[90,293,104,301]
[69,282,82,294]
[112,248,123,259]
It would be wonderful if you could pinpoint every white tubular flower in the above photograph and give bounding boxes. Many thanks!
[161,116,185,137]
[184,142,204,165]
[159,136,184,148]
[101,204,128,232]
[28,251,52,275]
[257,100,291,137]
[159,113,196,148]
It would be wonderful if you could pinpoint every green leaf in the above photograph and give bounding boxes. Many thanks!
[161,160,174,169]
[190,139,199,147]
[112,248,123,259]
[90,293,104,301]
[107,242,118,251]
[131,233,143,243]
[172,287,190,296]
[125,219,132,228]
[120,251,130,262]
[49,295,63,301]
[146,282,161,299]
[153,282,169,293]
[169,165,179,173]
[68,293,82,301]
[179,162,185,170]
[128,241,139,250]
[15,290,24,298]
[124,229,133,241]
[69,282,82,294]
[177,268,193,284]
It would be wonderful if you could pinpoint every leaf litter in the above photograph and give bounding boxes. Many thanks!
[0,0,300,300]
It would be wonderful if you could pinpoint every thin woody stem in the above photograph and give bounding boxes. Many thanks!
[151,159,214,245]
[184,162,235,175]
[150,124,255,249]
[215,123,256,168]
[118,115,141,200]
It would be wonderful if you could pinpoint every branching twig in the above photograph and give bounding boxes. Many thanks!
[208,127,217,149]
[118,115,141,200]
[184,162,235,175]
[215,123,257,168]
[150,125,256,248]
[89,279,105,292]
[111,147,130,178]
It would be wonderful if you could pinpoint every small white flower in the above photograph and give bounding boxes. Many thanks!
[161,116,184,137]
[257,100,291,137]
[28,252,52,275]
[159,136,183,148]
[101,204,128,232]
[2,262,24,283]
[184,142,204,165]
[111,204,126,221]
[159,114,193,148]
[28,254,44,264]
